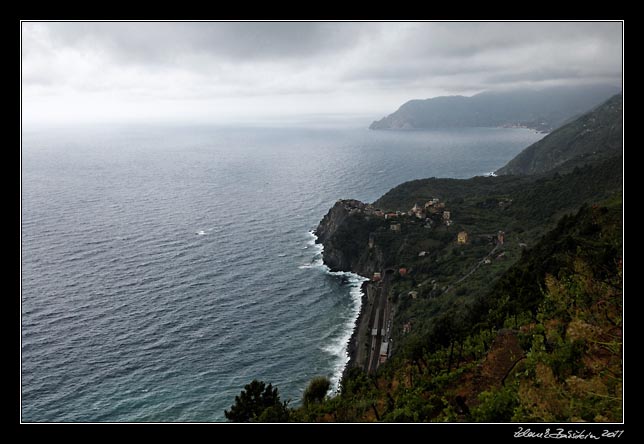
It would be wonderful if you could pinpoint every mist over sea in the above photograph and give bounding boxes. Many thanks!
[21,122,542,422]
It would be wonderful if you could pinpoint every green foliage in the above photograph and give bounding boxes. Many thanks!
[302,376,331,406]
[512,255,622,422]
[470,384,519,422]
[224,379,290,422]
[340,367,373,396]
[498,93,622,175]
[481,200,622,330]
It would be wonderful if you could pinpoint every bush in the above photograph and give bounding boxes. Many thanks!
[224,379,290,422]
[470,384,519,422]
[303,376,331,406]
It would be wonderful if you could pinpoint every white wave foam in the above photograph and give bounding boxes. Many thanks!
[323,272,368,395]
[298,230,324,268]
[304,230,318,246]
[297,257,324,269]
[196,230,206,236]
[301,230,368,395]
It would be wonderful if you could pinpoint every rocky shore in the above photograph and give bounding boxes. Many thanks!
[315,199,386,379]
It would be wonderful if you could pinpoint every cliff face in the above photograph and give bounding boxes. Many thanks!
[315,199,385,277]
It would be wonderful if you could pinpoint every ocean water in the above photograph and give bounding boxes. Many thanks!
[21,123,543,422]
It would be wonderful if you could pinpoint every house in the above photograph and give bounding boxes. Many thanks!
[457,231,468,244]
[409,291,418,299]
[442,211,451,221]
[497,230,505,245]
[445,220,453,227]
[390,223,401,232]
[403,322,412,334]
[385,212,397,220]
[399,267,408,276]
[418,251,427,257]
[372,272,382,282]
[409,203,426,219]
[484,258,492,264]
[496,252,506,260]
[368,233,375,249]
[424,200,434,208]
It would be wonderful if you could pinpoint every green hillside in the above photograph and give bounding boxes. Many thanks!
[496,94,622,175]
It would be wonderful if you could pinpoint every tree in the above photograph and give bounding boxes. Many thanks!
[224,379,290,422]
[302,376,331,406]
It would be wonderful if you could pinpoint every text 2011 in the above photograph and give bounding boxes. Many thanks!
[602,430,624,439]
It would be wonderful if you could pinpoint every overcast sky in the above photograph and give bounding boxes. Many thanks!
[21,21,623,127]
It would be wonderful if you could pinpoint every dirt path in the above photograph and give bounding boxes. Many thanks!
[454,245,499,285]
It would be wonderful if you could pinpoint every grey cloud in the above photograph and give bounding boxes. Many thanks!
[21,21,623,124]
[37,22,371,66]
[340,22,622,93]
[402,22,621,58]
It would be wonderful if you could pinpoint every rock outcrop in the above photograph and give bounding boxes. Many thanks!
[315,199,385,276]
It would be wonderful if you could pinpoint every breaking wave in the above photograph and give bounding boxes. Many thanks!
[301,230,368,395]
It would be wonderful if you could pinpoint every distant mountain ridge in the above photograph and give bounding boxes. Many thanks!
[370,84,621,132]
[495,93,623,176]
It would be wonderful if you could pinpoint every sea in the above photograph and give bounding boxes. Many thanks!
[21,121,543,422]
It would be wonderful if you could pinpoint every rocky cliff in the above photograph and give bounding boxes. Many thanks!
[315,199,386,276]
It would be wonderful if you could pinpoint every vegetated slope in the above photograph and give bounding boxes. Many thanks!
[295,194,622,423]
[369,84,620,132]
[496,94,623,176]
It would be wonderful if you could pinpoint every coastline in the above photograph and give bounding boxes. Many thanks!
[313,199,391,385]
[341,280,370,381]
[305,230,369,393]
